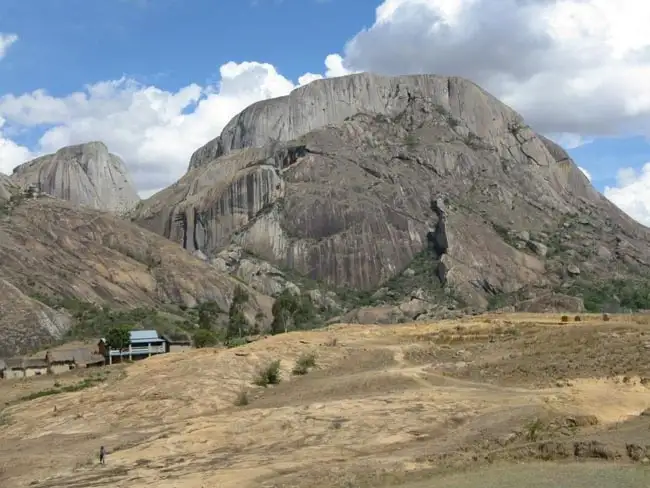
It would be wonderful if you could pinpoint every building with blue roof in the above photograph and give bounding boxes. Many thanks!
[98,329,168,364]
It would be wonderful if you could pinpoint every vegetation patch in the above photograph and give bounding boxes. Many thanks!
[562,279,650,312]
[16,374,107,403]
[292,352,317,375]
[271,289,319,334]
[253,360,282,387]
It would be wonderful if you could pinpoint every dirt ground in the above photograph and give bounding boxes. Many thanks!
[2,313,650,487]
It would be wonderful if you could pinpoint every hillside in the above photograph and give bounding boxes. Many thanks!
[0,195,272,357]
[2,314,650,487]
[10,142,140,213]
[133,73,650,314]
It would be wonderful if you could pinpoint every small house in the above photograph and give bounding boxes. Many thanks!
[99,330,168,364]
[2,358,48,379]
[161,334,193,353]
[45,350,76,374]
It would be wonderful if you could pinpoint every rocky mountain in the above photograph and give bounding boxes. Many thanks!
[0,195,272,357]
[10,141,140,213]
[0,173,13,200]
[134,73,650,313]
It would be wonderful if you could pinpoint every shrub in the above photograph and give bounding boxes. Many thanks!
[602,313,610,322]
[193,329,218,348]
[292,352,317,375]
[253,360,281,387]
[561,315,569,323]
[574,315,581,322]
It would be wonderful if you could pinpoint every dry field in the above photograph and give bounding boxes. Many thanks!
[2,313,650,487]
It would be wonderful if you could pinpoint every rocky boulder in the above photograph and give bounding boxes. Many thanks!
[10,141,140,213]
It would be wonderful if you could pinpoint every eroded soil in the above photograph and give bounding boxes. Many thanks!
[1,313,650,487]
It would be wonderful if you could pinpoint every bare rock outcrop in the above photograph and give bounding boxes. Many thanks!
[188,73,541,171]
[0,197,271,355]
[0,279,71,357]
[0,173,12,200]
[10,141,139,213]
[134,73,650,309]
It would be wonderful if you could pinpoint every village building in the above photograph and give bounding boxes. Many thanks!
[0,346,105,380]
[1,358,49,379]
[45,351,76,374]
[98,330,168,364]
[161,334,192,353]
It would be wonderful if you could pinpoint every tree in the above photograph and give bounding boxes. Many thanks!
[197,300,222,330]
[271,290,315,335]
[226,285,249,341]
[193,329,218,348]
[105,325,130,350]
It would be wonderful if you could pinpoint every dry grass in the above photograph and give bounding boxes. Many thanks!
[2,312,650,488]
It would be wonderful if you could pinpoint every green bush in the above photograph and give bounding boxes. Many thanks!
[193,329,218,348]
[564,279,650,312]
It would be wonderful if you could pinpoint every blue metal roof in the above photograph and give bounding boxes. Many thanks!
[129,330,161,343]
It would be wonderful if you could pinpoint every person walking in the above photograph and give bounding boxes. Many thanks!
[99,445,106,465]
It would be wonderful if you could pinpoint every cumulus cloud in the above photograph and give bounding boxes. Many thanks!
[604,164,650,226]
[1,0,650,216]
[0,63,302,189]
[0,33,18,60]
[335,0,650,140]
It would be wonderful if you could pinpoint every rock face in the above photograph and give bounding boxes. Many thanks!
[134,73,650,309]
[0,197,271,356]
[0,173,12,200]
[188,73,534,171]
[10,142,139,213]
[0,278,71,357]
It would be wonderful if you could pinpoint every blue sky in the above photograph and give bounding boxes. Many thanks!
[0,0,374,95]
[0,0,649,223]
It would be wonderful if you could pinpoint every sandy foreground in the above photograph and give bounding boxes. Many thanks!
[2,313,650,487]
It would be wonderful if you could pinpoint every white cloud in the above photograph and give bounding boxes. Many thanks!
[0,63,303,189]
[333,0,650,141]
[0,0,649,207]
[604,164,650,226]
[0,33,18,60]
[0,116,32,175]
[0,33,29,175]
